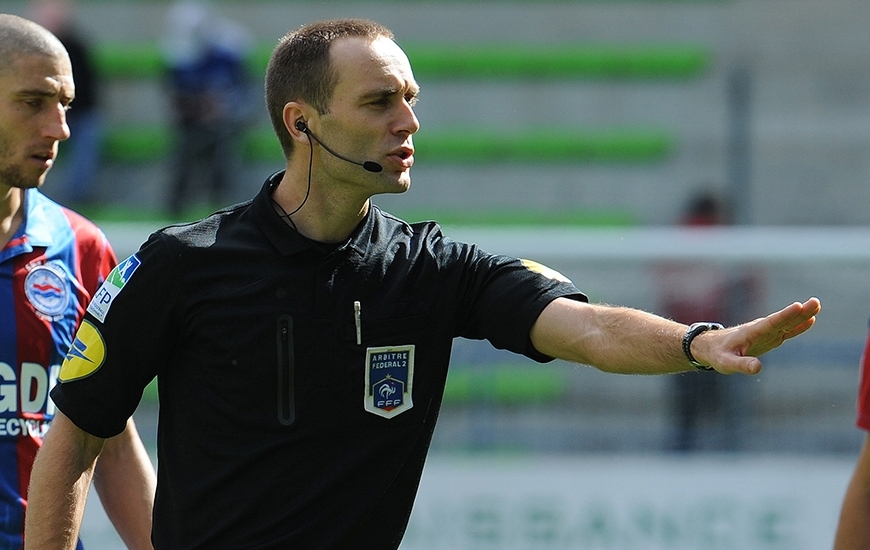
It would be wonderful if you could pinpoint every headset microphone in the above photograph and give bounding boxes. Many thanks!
[295,120,383,173]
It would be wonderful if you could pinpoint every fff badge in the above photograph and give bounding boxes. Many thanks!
[364,345,414,419]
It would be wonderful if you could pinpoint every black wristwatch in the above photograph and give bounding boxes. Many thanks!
[682,322,724,371]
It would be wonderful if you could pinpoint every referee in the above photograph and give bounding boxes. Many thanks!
[27,18,820,549]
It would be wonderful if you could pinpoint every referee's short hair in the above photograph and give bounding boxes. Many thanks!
[265,18,393,159]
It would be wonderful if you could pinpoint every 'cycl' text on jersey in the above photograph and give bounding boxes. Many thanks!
[88,254,141,323]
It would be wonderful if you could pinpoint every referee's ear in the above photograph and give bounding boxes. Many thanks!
[283,102,312,144]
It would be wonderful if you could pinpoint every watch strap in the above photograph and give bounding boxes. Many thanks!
[682,322,724,371]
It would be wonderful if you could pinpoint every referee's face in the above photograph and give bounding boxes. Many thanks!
[316,35,420,196]
[0,51,73,192]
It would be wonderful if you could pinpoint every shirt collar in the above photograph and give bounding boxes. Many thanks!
[0,189,53,262]
[253,170,374,259]
[22,189,55,247]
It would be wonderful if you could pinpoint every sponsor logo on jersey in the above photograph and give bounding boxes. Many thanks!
[24,262,69,320]
[0,362,59,420]
[364,345,414,419]
[521,259,572,283]
[87,254,141,323]
[59,320,106,382]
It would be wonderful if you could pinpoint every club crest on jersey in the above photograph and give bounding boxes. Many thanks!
[24,261,70,320]
[59,320,106,382]
[364,345,414,419]
[87,254,141,323]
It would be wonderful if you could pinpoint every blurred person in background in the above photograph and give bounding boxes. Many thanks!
[0,13,154,549]
[29,0,103,208]
[161,0,254,216]
[833,321,870,549]
[656,189,763,452]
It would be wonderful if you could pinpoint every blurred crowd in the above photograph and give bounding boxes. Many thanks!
[30,0,256,217]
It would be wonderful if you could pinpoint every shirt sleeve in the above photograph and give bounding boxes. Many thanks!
[441,235,587,362]
[66,209,118,303]
[51,232,178,438]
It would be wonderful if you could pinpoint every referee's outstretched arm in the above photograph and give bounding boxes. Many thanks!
[530,296,821,375]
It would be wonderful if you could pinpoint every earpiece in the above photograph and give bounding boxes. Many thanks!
[293,119,383,173]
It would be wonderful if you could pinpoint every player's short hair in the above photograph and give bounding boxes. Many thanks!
[265,18,394,158]
[0,14,66,77]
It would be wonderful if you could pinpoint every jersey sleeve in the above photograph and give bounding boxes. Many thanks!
[439,234,587,362]
[75,218,117,294]
[62,207,118,306]
[51,232,179,438]
[856,320,870,431]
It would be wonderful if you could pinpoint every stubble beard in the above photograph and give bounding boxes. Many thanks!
[0,163,43,190]
[0,144,46,190]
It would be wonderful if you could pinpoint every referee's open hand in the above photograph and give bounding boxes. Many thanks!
[691,297,821,375]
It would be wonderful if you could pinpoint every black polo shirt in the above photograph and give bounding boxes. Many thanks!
[52,172,587,549]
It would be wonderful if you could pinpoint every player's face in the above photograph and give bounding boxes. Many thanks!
[0,51,73,191]
[316,36,420,195]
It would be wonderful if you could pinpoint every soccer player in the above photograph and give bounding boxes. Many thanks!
[834,323,870,549]
[27,18,820,549]
[0,13,154,549]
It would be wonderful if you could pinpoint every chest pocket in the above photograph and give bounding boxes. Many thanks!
[312,312,427,390]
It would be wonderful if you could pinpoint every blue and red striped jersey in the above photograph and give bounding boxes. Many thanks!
[0,188,116,547]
